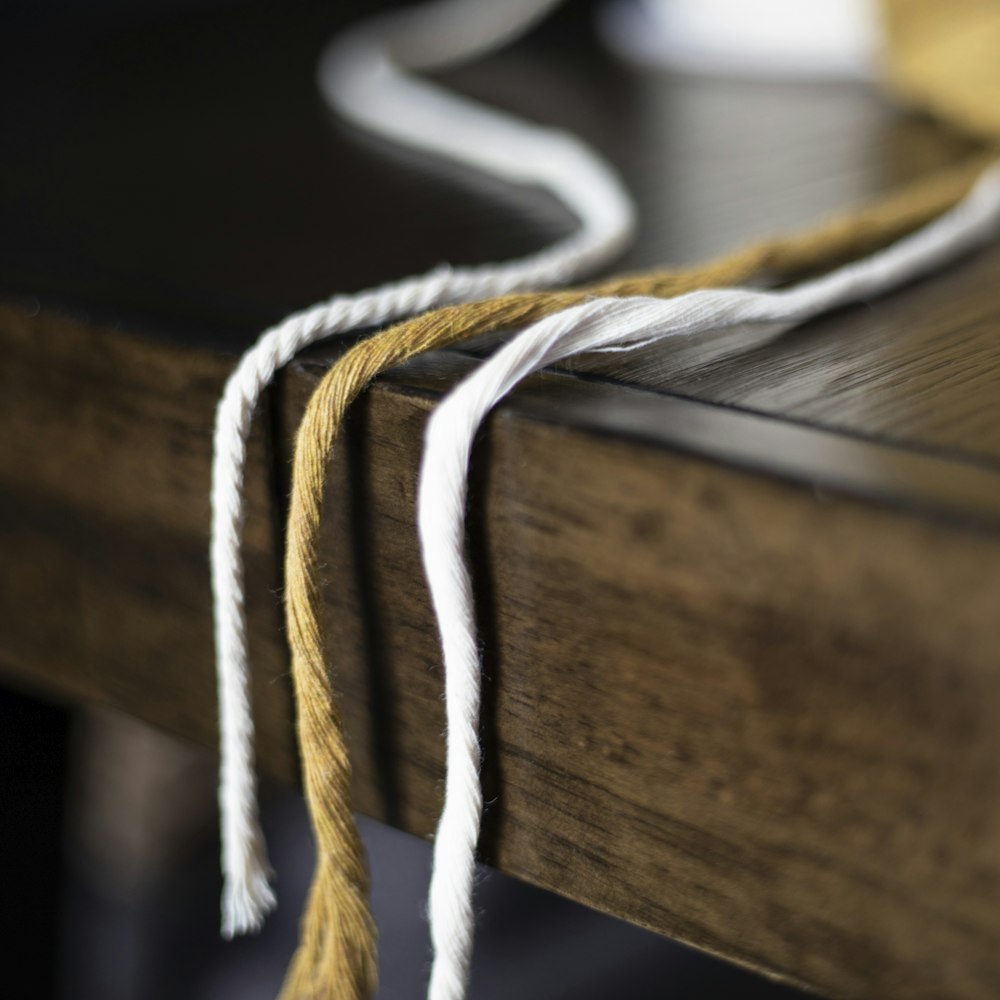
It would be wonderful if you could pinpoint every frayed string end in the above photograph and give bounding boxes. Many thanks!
[277,859,378,1000]
[221,834,277,938]
[222,873,276,939]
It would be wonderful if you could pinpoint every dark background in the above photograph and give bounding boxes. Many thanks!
[2,1,817,996]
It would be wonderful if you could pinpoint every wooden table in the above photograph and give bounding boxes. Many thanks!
[3,2,999,996]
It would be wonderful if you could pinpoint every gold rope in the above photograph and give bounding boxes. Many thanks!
[882,0,1000,141]
[277,153,989,1000]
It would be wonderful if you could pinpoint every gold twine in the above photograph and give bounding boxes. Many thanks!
[882,0,1000,141]
[278,154,989,1000]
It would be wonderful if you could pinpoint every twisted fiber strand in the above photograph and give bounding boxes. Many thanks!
[212,0,634,938]
[418,157,1000,1000]
[281,153,988,1000]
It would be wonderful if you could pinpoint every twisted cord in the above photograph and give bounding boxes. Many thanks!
[212,0,634,940]
[418,157,1000,1000]
[282,153,991,1000]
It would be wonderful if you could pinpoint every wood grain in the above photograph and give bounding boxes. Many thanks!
[0,303,298,781]
[288,355,1000,1000]
[567,241,1000,464]
[3,1,1000,996]
[4,292,1000,997]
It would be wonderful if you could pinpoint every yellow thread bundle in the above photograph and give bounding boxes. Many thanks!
[279,153,989,1000]
[881,0,1000,141]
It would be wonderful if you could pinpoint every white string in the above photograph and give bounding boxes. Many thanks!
[211,0,634,938]
[417,159,1000,1000]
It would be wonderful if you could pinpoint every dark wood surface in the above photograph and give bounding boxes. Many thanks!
[3,2,1000,997]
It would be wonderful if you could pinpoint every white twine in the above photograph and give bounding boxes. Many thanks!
[417,160,1000,1000]
[211,0,634,938]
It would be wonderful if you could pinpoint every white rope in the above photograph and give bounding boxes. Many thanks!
[211,0,635,938]
[417,160,1000,1000]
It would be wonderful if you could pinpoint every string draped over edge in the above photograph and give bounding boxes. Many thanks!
[279,153,990,1000]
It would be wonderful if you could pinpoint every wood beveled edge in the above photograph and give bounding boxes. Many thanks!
[292,346,1000,534]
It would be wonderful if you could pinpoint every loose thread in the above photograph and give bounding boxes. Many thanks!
[281,153,990,1000]
[417,158,1000,1000]
[212,0,633,943]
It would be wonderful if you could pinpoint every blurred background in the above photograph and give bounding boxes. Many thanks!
[2,0,893,997]
[4,691,810,998]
